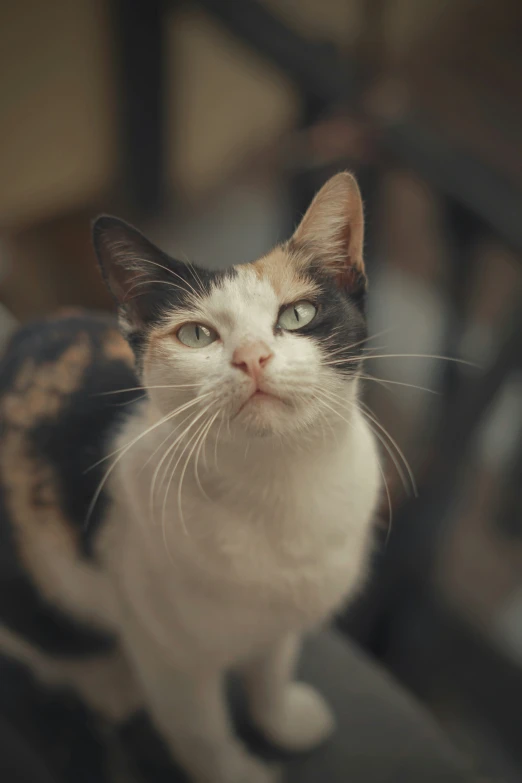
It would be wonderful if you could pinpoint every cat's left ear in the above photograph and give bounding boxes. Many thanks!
[92,215,187,329]
[291,172,366,295]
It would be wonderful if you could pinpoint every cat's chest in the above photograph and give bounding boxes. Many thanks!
[109,415,380,661]
[122,471,373,624]
[114,487,374,668]
[212,488,371,601]
[202,486,359,571]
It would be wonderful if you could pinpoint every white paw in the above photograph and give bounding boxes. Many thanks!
[209,749,281,783]
[255,682,335,752]
[230,756,281,783]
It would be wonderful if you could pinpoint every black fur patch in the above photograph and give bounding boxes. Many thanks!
[124,260,239,372]
[287,252,368,374]
[26,324,141,556]
[0,654,109,782]
[93,215,237,346]
[0,481,115,657]
[0,313,140,656]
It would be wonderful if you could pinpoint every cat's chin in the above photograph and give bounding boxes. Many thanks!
[231,394,303,438]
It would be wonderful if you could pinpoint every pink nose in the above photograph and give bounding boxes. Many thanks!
[232,341,273,379]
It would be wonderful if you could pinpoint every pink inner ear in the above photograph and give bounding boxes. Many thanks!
[290,172,366,278]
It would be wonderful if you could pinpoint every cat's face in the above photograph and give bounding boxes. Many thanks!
[94,173,367,439]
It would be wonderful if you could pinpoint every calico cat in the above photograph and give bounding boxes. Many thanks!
[0,173,380,783]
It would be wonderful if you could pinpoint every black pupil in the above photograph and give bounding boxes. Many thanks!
[294,307,300,322]
[195,325,201,341]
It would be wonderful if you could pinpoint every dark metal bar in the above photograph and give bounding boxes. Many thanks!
[497,431,522,539]
[438,202,482,410]
[194,0,357,107]
[384,119,522,257]
[113,0,166,216]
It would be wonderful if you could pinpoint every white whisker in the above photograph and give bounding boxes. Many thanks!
[87,393,212,471]
[85,406,187,527]
[148,408,201,521]
[107,393,148,407]
[186,260,207,298]
[213,414,225,469]
[362,353,477,367]
[194,411,220,499]
[357,400,416,496]
[360,373,440,395]
[314,385,416,497]
[377,459,393,545]
[84,393,212,529]
[95,383,200,397]
[130,256,202,300]
[167,414,213,536]
[125,278,197,302]
[317,329,392,361]
[159,405,215,533]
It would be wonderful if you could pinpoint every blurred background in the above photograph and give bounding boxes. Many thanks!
[1,0,522,781]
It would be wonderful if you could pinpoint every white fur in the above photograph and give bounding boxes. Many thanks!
[99,267,380,782]
[2,266,380,783]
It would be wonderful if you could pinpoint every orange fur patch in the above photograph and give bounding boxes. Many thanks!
[0,333,94,576]
[0,433,77,556]
[102,329,135,367]
[1,334,92,428]
[251,246,319,303]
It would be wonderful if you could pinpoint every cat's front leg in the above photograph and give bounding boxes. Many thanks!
[242,633,335,752]
[122,622,277,783]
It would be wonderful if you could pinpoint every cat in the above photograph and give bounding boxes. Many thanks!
[0,172,380,783]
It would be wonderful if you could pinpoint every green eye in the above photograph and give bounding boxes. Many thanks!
[278,301,317,331]
[177,323,218,348]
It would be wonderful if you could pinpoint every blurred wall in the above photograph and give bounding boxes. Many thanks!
[2,0,520,320]
[0,0,459,231]
[168,8,298,201]
[0,0,116,231]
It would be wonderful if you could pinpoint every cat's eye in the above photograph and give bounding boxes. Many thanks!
[177,323,218,348]
[278,301,317,331]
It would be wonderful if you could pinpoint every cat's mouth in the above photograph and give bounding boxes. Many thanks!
[233,388,287,419]
[251,390,273,401]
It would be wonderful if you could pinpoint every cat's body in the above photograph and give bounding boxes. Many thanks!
[0,174,380,783]
[110,372,377,665]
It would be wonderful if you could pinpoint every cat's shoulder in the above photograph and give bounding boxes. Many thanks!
[0,309,142,557]
[0,309,134,385]
[0,311,135,654]
[0,309,140,421]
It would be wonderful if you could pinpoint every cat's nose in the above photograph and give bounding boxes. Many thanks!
[232,341,273,379]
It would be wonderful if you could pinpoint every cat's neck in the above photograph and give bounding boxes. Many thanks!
[110,397,360,527]
[122,396,357,482]
[108,396,374,570]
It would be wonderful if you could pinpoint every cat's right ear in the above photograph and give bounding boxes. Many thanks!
[291,172,366,299]
[92,216,177,328]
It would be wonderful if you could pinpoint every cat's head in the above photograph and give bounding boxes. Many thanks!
[93,172,367,438]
